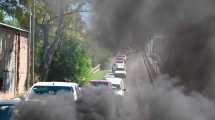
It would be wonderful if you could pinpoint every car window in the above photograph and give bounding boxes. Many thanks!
[112,84,121,90]
[32,86,73,95]
[90,82,110,88]
[116,60,124,63]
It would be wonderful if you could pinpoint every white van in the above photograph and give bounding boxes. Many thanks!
[26,82,79,101]
[105,77,126,96]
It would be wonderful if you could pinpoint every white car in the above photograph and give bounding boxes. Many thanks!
[104,72,115,79]
[106,77,126,96]
[26,82,79,101]
[116,55,127,62]
[114,68,126,78]
[115,59,126,70]
[116,63,125,69]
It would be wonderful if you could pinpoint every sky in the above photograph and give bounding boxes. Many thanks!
[80,3,92,29]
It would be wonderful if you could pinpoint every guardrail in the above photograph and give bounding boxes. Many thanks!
[92,64,101,74]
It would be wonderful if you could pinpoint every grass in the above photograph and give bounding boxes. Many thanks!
[91,70,106,80]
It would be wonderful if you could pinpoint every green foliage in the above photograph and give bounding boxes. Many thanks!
[32,0,92,84]
[0,0,31,28]
[3,17,20,27]
[0,10,4,22]
[91,71,106,80]
[87,39,112,69]
[47,39,92,85]
[34,40,44,73]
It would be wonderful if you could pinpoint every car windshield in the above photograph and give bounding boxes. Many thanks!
[116,57,124,60]
[116,60,124,63]
[116,68,125,71]
[32,86,73,95]
[90,82,110,88]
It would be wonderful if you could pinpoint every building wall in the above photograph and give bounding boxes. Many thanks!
[0,24,29,95]
[0,31,16,94]
[17,34,28,94]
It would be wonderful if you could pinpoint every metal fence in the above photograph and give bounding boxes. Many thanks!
[92,64,101,74]
[143,34,166,82]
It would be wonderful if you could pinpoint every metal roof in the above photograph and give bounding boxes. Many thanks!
[0,22,29,33]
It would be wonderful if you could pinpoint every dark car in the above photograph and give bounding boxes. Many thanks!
[0,100,19,120]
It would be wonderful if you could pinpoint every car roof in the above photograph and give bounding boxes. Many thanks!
[105,78,122,84]
[32,82,78,87]
[118,55,126,57]
[90,80,111,83]
[116,60,124,62]
[116,57,124,59]
[114,70,126,73]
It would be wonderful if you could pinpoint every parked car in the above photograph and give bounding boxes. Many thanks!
[112,63,117,72]
[116,63,126,69]
[117,55,127,61]
[114,68,127,78]
[90,80,113,93]
[104,72,115,79]
[116,55,127,63]
[0,99,19,120]
[105,77,126,96]
[26,82,80,101]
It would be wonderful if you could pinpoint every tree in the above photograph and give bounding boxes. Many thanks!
[0,9,5,21]
[47,39,92,85]
[33,0,89,81]
[0,0,31,28]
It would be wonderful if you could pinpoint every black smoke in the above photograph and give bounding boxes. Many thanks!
[12,0,215,119]
[93,0,215,93]
[161,20,215,93]
[11,79,215,120]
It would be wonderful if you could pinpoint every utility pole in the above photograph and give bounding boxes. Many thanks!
[27,7,32,89]
[32,0,36,84]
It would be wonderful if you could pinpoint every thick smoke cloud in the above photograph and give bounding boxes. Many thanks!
[93,0,215,93]
[161,22,215,93]
[12,0,215,119]
[12,78,215,120]
[12,55,215,120]
[12,90,126,120]
[94,0,215,49]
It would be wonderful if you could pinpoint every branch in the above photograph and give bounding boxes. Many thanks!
[48,10,90,23]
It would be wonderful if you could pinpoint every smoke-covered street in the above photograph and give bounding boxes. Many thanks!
[1,0,215,120]
[9,53,215,120]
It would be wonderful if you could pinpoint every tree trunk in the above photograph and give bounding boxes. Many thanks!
[40,14,65,81]
[43,24,49,51]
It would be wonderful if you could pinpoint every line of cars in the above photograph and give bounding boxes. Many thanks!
[112,55,127,78]
[89,54,127,96]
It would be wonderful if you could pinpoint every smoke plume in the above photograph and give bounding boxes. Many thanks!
[12,55,215,120]
[12,0,215,119]
[93,0,215,94]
